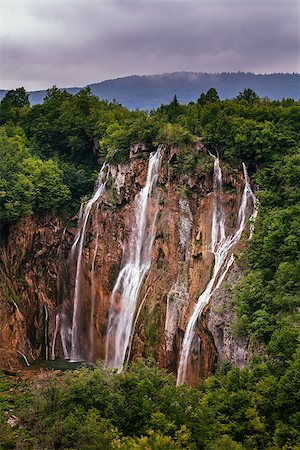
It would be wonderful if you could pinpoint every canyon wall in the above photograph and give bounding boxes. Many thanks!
[0,146,252,384]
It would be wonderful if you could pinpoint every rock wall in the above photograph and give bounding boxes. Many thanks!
[0,146,251,383]
[0,215,64,369]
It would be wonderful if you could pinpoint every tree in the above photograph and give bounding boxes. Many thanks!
[0,126,70,222]
[0,87,30,124]
[205,88,220,103]
[197,88,220,105]
[156,123,194,147]
[1,87,29,108]
[170,95,179,107]
[236,88,259,104]
[43,85,71,104]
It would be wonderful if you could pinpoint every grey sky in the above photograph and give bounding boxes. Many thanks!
[0,0,299,90]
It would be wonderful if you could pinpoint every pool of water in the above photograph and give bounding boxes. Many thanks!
[25,359,95,371]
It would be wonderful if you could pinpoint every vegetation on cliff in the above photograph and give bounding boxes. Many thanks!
[0,85,298,219]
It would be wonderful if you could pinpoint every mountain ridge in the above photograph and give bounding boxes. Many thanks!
[1,71,299,110]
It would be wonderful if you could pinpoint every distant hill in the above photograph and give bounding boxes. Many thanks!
[1,72,299,110]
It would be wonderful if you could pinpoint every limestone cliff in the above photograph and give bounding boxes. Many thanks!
[0,145,252,384]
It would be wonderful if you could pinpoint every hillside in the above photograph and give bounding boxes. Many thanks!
[1,72,299,110]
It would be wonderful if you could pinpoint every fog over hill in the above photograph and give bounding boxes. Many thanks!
[1,72,299,110]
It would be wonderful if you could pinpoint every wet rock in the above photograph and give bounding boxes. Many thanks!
[207,262,250,368]
[0,150,252,385]
[7,415,18,427]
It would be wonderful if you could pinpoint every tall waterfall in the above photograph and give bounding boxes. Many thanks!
[89,229,99,361]
[177,155,256,385]
[105,145,163,371]
[70,164,109,362]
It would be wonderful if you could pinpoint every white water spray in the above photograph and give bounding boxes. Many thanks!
[60,313,71,359]
[242,163,258,239]
[51,313,60,360]
[177,156,256,385]
[70,164,109,361]
[12,301,20,313]
[16,350,30,367]
[105,145,163,371]
[89,231,99,361]
[44,304,49,360]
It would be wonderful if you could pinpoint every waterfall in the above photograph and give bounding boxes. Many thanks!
[70,164,109,362]
[51,313,60,360]
[177,156,256,385]
[89,230,99,361]
[242,163,258,239]
[44,303,49,360]
[12,301,20,313]
[60,312,71,359]
[16,350,30,367]
[105,145,164,371]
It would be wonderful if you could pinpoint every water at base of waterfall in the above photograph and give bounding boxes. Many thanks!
[26,358,95,371]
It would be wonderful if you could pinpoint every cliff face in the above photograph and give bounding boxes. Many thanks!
[0,146,251,383]
[0,215,63,369]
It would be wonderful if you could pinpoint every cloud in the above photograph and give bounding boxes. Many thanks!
[0,0,299,89]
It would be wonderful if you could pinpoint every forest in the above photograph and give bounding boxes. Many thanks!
[0,86,299,449]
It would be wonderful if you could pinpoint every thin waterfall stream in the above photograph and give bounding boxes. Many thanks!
[69,163,109,362]
[16,350,30,367]
[51,313,60,360]
[105,145,164,371]
[89,229,99,361]
[177,155,257,385]
[44,303,49,360]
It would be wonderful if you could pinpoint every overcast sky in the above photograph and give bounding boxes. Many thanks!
[0,0,299,90]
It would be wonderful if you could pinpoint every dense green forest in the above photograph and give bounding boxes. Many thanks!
[0,86,299,449]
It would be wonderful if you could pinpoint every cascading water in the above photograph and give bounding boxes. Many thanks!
[105,145,164,371]
[89,229,99,361]
[210,155,225,249]
[16,350,30,367]
[44,303,49,360]
[70,163,109,362]
[51,313,60,360]
[177,155,256,385]
[242,163,258,239]
[60,312,71,359]
[12,301,20,312]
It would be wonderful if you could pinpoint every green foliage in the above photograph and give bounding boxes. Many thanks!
[0,87,30,125]
[156,123,195,147]
[236,88,260,104]
[0,127,70,222]
[1,352,300,449]
[197,88,220,105]
[175,144,213,174]
[1,83,299,222]
[235,147,300,371]
[2,87,30,108]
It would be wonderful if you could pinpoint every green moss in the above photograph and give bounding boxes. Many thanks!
[145,304,161,347]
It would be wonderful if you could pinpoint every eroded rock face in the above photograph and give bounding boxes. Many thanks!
[206,263,250,369]
[0,215,65,369]
[0,147,250,382]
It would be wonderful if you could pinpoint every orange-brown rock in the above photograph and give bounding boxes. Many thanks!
[0,147,250,384]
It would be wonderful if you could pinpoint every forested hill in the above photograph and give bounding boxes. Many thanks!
[1,72,299,110]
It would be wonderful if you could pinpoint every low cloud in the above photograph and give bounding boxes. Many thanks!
[0,0,299,90]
